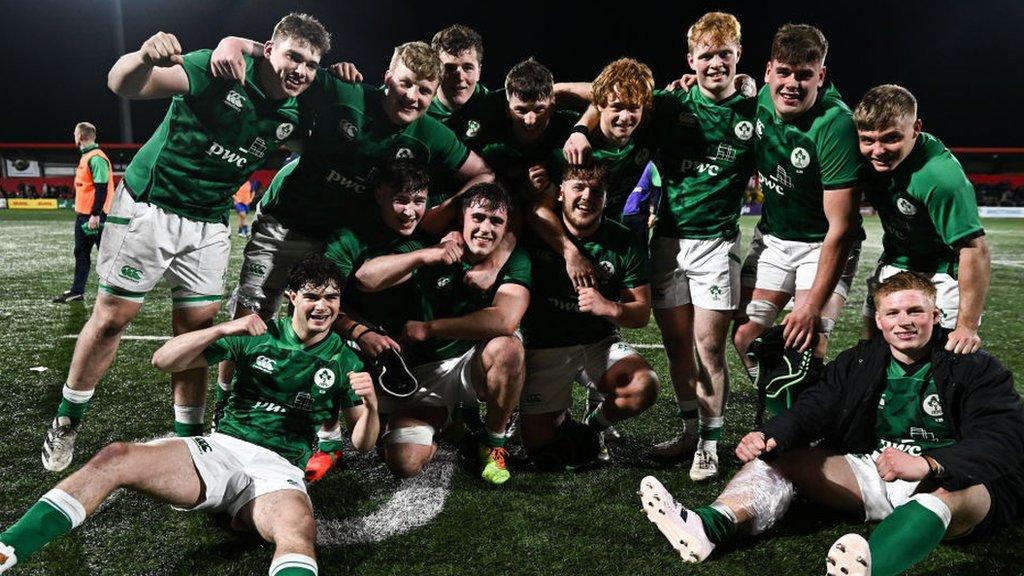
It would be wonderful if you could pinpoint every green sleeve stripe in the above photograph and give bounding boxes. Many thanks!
[172,294,223,304]
[501,278,532,290]
[823,179,861,191]
[99,283,147,297]
[105,216,131,225]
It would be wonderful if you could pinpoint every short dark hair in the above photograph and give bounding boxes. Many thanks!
[505,58,554,102]
[461,182,511,215]
[562,163,609,193]
[771,23,828,65]
[373,159,430,197]
[272,12,331,56]
[287,253,343,293]
[431,24,484,62]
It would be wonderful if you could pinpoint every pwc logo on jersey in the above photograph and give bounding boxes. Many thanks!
[325,170,369,193]
[224,90,246,111]
[206,142,248,168]
[314,368,336,389]
[790,147,811,170]
[254,355,277,374]
[734,121,754,141]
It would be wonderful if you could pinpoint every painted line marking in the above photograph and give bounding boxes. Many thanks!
[62,334,170,341]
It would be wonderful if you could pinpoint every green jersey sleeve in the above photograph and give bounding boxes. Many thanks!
[923,166,984,246]
[499,248,532,289]
[202,334,247,364]
[421,116,471,171]
[816,110,864,190]
[87,155,110,183]
[323,228,363,280]
[181,49,221,97]
[335,352,365,409]
[621,240,649,288]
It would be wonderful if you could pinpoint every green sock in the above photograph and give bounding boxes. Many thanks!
[173,422,204,437]
[56,385,93,424]
[693,503,736,545]
[584,404,613,432]
[481,429,506,449]
[0,490,84,559]
[698,417,724,441]
[868,497,949,576]
[273,569,315,576]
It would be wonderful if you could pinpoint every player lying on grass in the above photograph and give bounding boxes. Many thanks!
[2,254,379,575]
[854,84,990,354]
[354,183,529,485]
[519,164,657,470]
[639,271,1024,575]
[41,12,330,473]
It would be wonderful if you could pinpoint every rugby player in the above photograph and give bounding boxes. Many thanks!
[41,14,330,472]
[731,24,865,416]
[355,183,529,485]
[854,84,990,354]
[519,164,657,469]
[2,255,379,576]
[640,271,1024,575]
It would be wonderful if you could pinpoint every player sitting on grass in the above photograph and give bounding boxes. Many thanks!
[519,164,657,470]
[354,182,529,485]
[854,84,990,354]
[1,254,379,575]
[638,271,1024,575]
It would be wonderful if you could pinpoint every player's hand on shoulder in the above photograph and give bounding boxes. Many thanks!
[563,132,592,166]
[945,325,982,355]
[665,74,697,92]
[226,313,267,336]
[141,32,184,68]
[328,61,363,83]
[211,37,247,81]
[736,431,777,462]
[426,236,464,265]
[564,246,596,289]
[347,371,377,410]
[875,447,930,482]
[735,73,757,97]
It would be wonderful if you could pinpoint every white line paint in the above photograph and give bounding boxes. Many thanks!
[62,334,170,341]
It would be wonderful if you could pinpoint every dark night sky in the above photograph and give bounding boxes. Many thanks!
[2,0,1022,147]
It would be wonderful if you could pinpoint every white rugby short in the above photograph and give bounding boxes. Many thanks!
[740,228,859,298]
[521,336,641,415]
[650,233,742,310]
[97,182,229,307]
[378,346,481,417]
[228,210,324,317]
[167,432,307,518]
[845,451,922,521]
[863,263,960,329]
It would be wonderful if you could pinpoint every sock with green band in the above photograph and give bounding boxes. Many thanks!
[481,428,507,449]
[584,403,614,432]
[0,489,86,560]
[56,385,94,424]
[173,405,205,437]
[693,502,737,545]
[269,553,317,575]
[868,495,950,576]
[697,416,724,452]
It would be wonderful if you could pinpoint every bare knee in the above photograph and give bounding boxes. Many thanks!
[84,442,134,479]
[484,336,524,372]
[383,438,436,478]
[616,371,660,412]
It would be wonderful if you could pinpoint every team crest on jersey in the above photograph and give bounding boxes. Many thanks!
[224,90,245,111]
[340,119,359,140]
[922,394,943,418]
[897,197,918,216]
[635,148,651,166]
[790,147,811,169]
[314,368,336,389]
[254,355,277,374]
[436,276,453,290]
[734,121,754,141]
[276,123,295,140]
[396,148,414,159]
[597,260,616,279]
[465,120,481,138]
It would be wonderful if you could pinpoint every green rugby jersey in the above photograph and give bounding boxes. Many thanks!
[124,50,303,224]
[522,218,647,349]
[652,88,757,239]
[404,247,532,365]
[480,109,580,200]
[864,133,983,275]
[427,84,508,150]
[203,317,363,467]
[875,359,955,456]
[259,75,470,238]
[754,84,866,242]
[322,201,427,335]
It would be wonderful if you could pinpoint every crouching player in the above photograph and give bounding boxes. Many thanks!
[0,255,379,575]
[639,271,1024,575]
[355,183,529,485]
[520,165,657,469]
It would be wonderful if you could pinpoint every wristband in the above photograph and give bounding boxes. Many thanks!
[571,124,590,137]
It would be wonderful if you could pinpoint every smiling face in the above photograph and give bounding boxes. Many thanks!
[263,37,322,99]
[461,201,508,262]
[377,184,428,236]
[858,115,922,174]
[288,281,341,337]
[507,93,554,144]
[689,41,740,99]
[438,48,481,109]
[383,61,439,125]
[764,58,825,120]
[875,288,939,362]
[559,176,606,237]
[597,92,644,145]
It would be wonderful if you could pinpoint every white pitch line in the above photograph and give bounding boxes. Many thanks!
[62,334,170,341]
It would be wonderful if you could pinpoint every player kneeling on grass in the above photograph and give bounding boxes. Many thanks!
[520,164,657,469]
[355,183,529,485]
[0,255,379,575]
[638,271,1024,575]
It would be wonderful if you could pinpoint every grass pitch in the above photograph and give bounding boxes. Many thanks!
[1,209,1022,575]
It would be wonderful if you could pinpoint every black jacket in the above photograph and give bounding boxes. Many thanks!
[758,329,1024,492]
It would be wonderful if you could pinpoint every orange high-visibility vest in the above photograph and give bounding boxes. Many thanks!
[75,148,115,215]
